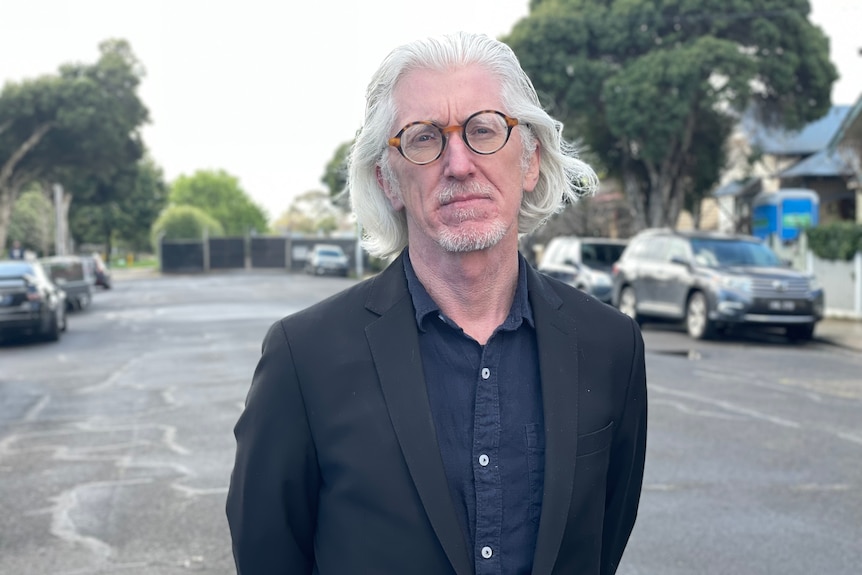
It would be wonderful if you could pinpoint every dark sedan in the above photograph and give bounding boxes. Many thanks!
[0,260,67,342]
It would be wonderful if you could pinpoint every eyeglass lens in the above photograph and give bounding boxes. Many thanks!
[400,111,510,164]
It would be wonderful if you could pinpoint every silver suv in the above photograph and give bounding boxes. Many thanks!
[610,229,824,341]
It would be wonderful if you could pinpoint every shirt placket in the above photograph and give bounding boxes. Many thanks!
[473,338,503,575]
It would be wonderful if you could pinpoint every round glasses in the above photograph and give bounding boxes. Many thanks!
[388,110,520,165]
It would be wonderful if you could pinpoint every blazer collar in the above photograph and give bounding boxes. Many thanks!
[527,267,581,575]
[365,252,473,575]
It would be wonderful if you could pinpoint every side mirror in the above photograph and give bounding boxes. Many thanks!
[670,255,691,267]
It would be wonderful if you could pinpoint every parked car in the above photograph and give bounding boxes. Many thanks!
[0,259,67,341]
[611,229,824,341]
[40,255,94,310]
[305,244,350,277]
[80,252,112,289]
[539,236,628,303]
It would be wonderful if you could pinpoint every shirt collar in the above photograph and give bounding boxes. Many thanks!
[403,249,535,333]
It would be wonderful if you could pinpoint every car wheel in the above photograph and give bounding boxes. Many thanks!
[686,291,714,340]
[618,286,640,323]
[786,323,814,342]
[44,310,61,342]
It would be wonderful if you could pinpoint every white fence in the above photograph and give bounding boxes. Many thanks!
[808,251,862,319]
[769,236,862,319]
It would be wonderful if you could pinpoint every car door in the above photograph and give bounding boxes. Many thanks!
[652,237,693,318]
[629,236,668,315]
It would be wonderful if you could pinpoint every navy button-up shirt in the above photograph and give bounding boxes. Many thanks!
[404,252,545,575]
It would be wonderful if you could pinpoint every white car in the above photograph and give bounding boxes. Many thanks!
[305,244,349,277]
[539,236,628,303]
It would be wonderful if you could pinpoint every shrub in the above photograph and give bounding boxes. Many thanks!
[807,222,862,261]
[150,205,224,249]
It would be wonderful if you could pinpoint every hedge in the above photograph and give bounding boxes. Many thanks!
[806,222,862,261]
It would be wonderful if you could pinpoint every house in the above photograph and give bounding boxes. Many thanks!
[712,100,860,233]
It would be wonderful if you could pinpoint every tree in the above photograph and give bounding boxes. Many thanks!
[150,204,224,246]
[169,169,269,236]
[7,185,54,256]
[321,140,352,204]
[69,156,168,254]
[273,190,346,235]
[504,0,838,230]
[0,38,149,250]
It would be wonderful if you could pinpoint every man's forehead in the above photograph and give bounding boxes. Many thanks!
[392,65,503,124]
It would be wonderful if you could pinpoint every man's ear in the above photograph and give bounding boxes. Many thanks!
[377,164,404,210]
[523,144,541,194]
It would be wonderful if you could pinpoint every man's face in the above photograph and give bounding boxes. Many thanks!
[378,65,540,256]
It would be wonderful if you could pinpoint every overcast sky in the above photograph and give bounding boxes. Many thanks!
[2,0,859,222]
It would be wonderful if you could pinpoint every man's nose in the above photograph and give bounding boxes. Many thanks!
[441,129,476,178]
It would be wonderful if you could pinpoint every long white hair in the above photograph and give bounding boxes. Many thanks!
[348,31,598,259]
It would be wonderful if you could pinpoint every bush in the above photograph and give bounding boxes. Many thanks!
[807,222,862,261]
[150,205,224,249]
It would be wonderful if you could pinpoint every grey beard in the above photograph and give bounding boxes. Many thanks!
[437,221,508,252]
[436,181,507,252]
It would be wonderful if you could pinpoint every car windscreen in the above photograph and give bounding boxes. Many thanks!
[690,239,782,268]
[580,243,627,269]
[317,249,343,258]
[0,262,34,279]
[44,260,85,281]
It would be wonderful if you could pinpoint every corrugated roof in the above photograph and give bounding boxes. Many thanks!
[712,177,760,198]
[780,149,853,178]
[743,105,851,156]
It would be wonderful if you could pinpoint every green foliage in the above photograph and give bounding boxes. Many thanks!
[503,0,837,230]
[0,38,149,250]
[68,156,168,254]
[807,222,862,261]
[273,190,346,235]
[151,204,224,247]
[169,169,269,236]
[8,186,54,256]
[321,140,352,202]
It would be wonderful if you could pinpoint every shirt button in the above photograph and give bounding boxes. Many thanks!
[481,368,490,379]
[478,454,489,466]
[481,546,493,559]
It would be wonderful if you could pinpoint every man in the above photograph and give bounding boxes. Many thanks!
[9,240,24,260]
[227,32,647,575]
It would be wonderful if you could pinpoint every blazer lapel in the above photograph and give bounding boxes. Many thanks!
[365,257,473,575]
[527,268,581,575]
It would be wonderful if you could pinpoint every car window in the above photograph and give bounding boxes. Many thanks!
[44,260,85,281]
[0,262,35,278]
[639,237,668,261]
[664,238,690,262]
[580,242,627,268]
[316,248,344,257]
[690,238,781,267]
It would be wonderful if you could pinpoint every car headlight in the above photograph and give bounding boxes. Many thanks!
[716,275,752,292]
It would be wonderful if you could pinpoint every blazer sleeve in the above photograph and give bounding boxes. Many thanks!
[601,316,648,574]
[226,320,320,575]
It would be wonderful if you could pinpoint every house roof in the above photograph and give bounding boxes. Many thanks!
[780,148,854,178]
[827,94,862,150]
[742,105,851,156]
[713,177,761,198]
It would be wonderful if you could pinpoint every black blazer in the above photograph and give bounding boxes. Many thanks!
[227,252,647,574]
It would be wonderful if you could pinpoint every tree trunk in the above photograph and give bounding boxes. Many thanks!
[0,123,54,254]
[0,184,15,254]
[620,145,647,231]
